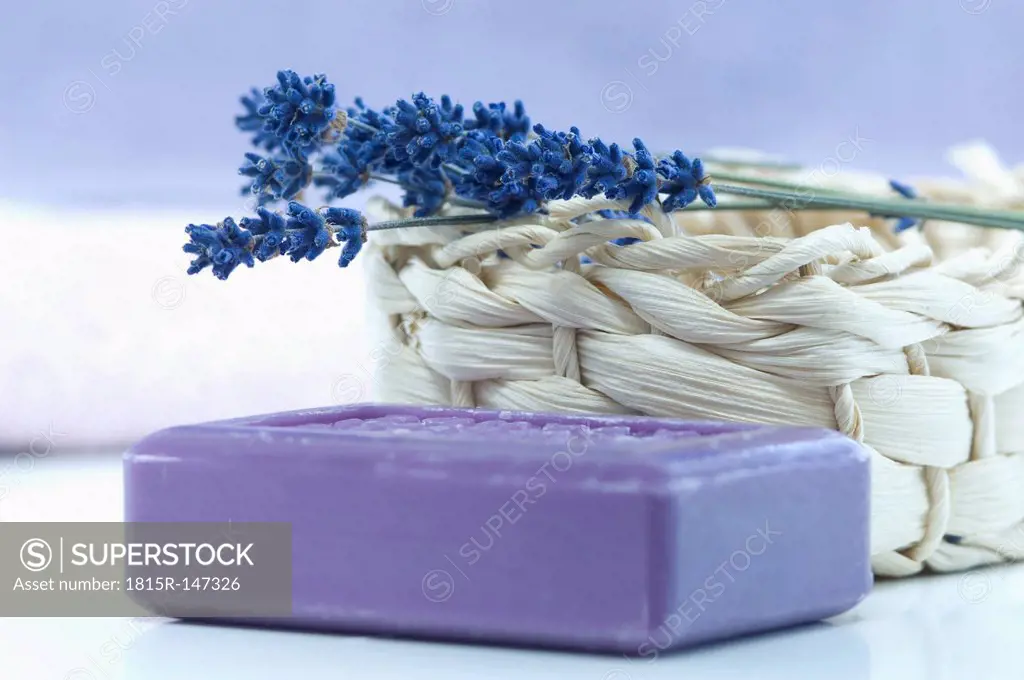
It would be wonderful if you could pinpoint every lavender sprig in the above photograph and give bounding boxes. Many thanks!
[210,70,723,277]
[257,70,338,157]
[342,97,398,169]
[658,151,717,211]
[183,201,369,280]
[232,73,714,221]
[453,131,539,218]
[239,152,312,201]
[323,207,366,267]
[384,93,464,169]
[398,166,449,217]
[238,207,289,261]
[498,124,592,202]
[312,144,373,201]
[579,137,716,214]
[580,138,628,199]
[606,138,658,214]
[194,69,1024,283]
[183,218,255,280]
[464,100,530,141]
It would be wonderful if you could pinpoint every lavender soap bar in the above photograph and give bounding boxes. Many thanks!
[124,404,870,653]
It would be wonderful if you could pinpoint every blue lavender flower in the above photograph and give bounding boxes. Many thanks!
[452,131,505,201]
[464,100,530,140]
[324,207,366,267]
[657,151,717,211]
[283,201,333,262]
[313,143,373,201]
[498,124,592,201]
[184,203,370,278]
[583,138,658,214]
[347,97,394,136]
[888,179,920,232]
[257,70,338,156]
[235,88,280,151]
[385,93,464,168]
[438,94,464,126]
[452,131,540,217]
[454,131,506,187]
[581,138,628,198]
[183,218,255,280]
[238,207,290,261]
[344,97,403,172]
[239,152,312,201]
[398,166,448,217]
[490,180,541,218]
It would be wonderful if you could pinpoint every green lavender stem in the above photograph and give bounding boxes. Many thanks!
[713,182,1024,232]
[368,213,501,232]
[710,169,1024,222]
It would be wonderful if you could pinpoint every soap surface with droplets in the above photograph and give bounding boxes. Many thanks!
[123,404,871,653]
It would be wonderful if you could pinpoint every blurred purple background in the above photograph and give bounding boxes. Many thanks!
[2,0,1020,210]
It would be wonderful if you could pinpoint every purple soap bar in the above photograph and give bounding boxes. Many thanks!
[124,404,870,653]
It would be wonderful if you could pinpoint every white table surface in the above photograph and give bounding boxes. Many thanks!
[2,452,1023,680]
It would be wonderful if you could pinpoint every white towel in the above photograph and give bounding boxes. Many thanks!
[0,201,371,448]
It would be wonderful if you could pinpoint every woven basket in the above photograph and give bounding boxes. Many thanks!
[362,152,1024,578]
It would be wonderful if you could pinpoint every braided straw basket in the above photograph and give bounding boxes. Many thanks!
[362,145,1024,578]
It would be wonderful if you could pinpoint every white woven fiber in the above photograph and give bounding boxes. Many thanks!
[364,148,1024,577]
